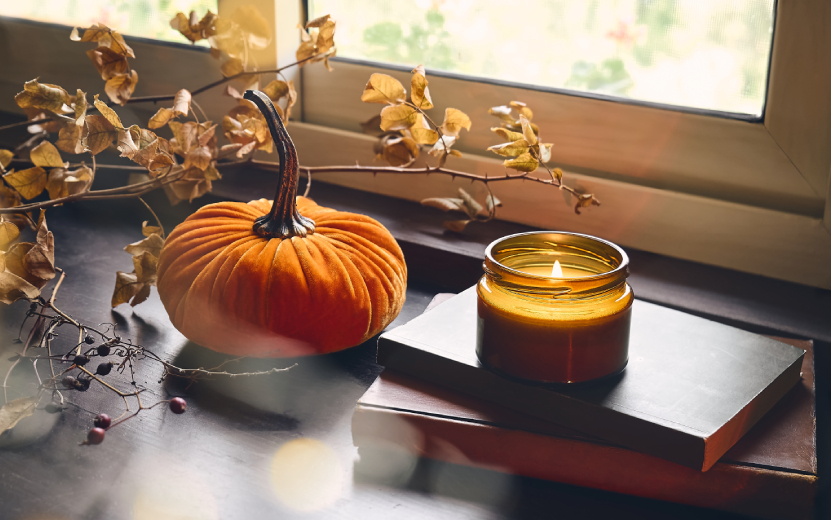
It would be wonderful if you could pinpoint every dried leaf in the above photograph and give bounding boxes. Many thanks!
[0,150,12,171]
[538,143,553,163]
[488,139,530,157]
[221,58,245,78]
[46,166,93,199]
[440,108,472,137]
[574,193,600,215]
[148,107,175,129]
[124,233,164,258]
[70,27,81,41]
[263,80,290,101]
[382,136,419,167]
[421,197,465,212]
[428,135,456,156]
[490,127,524,142]
[409,113,438,145]
[0,268,41,304]
[132,251,158,285]
[86,47,129,81]
[169,121,199,155]
[503,152,539,173]
[184,145,212,171]
[142,221,162,237]
[112,271,143,307]
[510,101,533,121]
[410,65,433,109]
[235,140,257,158]
[170,11,218,43]
[486,194,502,212]
[84,115,116,155]
[0,396,37,435]
[448,149,463,158]
[197,124,217,147]
[104,70,139,105]
[79,24,135,58]
[314,18,336,54]
[116,126,139,159]
[550,167,563,183]
[296,39,317,64]
[164,168,213,203]
[130,139,159,169]
[30,141,65,168]
[519,114,537,145]
[458,187,483,219]
[0,221,20,249]
[204,164,221,181]
[0,186,27,229]
[55,122,86,155]
[4,167,47,199]
[93,95,123,129]
[224,85,243,99]
[220,143,243,155]
[488,105,515,123]
[173,89,192,117]
[380,105,417,131]
[15,79,71,114]
[443,220,471,233]
[284,80,298,121]
[73,89,88,125]
[4,211,55,289]
[361,74,406,104]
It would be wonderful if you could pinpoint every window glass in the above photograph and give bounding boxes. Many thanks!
[309,0,775,117]
[0,0,217,45]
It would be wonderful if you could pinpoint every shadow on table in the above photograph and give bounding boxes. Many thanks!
[164,338,383,431]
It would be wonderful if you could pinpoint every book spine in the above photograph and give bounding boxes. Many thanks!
[353,405,817,520]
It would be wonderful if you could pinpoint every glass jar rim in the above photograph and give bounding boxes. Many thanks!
[483,231,630,296]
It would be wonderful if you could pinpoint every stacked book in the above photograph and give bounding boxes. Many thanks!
[352,290,817,520]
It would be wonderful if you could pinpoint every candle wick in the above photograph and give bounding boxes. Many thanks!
[551,260,564,278]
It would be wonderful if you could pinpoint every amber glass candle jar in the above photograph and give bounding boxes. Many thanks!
[476,231,633,384]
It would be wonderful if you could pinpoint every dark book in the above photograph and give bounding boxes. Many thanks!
[376,288,805,471]
[354,336,816,520]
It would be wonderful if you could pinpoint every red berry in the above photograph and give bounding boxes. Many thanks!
[86,427,105,445]
[93,414,111,429]
[169,397,187,414]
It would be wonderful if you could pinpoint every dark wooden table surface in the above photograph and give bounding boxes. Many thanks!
[0,178,827,520]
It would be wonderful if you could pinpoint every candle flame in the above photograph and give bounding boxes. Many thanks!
[551,260,564,278]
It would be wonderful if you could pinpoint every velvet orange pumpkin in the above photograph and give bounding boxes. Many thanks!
[156,91,407,357]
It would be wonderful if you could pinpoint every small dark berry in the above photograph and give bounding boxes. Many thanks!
[61,375,76,388]
[169,397,187,414]
[84,335,95,345]
[73,355,89,366]
[95,362,113,376]
[93,413,111,429]
[96,345,111,357]
[29,302,38,313]
[86,427,105,445]
[73,377,91,391]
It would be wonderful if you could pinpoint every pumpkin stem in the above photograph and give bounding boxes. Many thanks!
[243,90,315,238]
